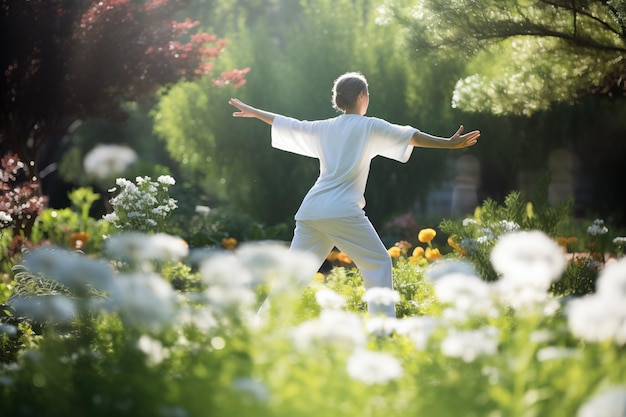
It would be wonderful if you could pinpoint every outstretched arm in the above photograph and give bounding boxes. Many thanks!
[229,98,278,125]
[410,125,480,149]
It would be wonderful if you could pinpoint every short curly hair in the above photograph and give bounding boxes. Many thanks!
[331,72,368,112]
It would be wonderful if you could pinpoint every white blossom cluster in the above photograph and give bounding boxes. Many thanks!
[587,218,609,236]
[83,144,138,180]
[567,257,626,345]
[103,175,177,232]
[0,211,12,227]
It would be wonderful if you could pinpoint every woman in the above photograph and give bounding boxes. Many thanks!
[229,71,479,317]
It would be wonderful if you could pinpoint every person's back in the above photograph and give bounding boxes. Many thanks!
[227,70,479,319]
[272,113,415,220]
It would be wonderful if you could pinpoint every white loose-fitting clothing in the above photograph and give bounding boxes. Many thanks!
[272,114,417,220]
[265,114,418,317]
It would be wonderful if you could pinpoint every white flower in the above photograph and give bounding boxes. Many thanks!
[394,316,442,350]
[105,232,189,262]
[112,272,176,331]
[498,220,520,233]
[292,310,366,351]
[441,326,499,362]
[493,278,561,316]
[613,237,626,246]
[462,218,478,226]
[315,288,346,310]
[346,349,403,385]
[205,285,257,310]
[433,273,495,317]
[362,287,400,307]
[0,211,12,224]
[23,246,116,295]
[83,144,137,179]
[567,258,626,345]
[567,294,626,345]
[137,335,170,366]
[577,387,626,417]
[595,257,626,299]
[200,252,255,288]
[157,175,176,185]
[195,205,211,215]
[10,295,76,324]
[587,218,608,236]
[490,230,566,288]
[536,346,581,362]
[237,242,318,290]
[365,316,398,337]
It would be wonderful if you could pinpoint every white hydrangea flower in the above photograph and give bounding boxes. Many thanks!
[112,272,177,331]
[83,144,137,179]
[315,288,346,310]
[441,326,499,362]
[491,230,566,289]
[346,349,403,385]
[433,273,495,317]
[10,295,76,324]
[105,232,189,262]
[567,258,626,345]
[394,316,442,350]
[292,310,366,351]
[577,387,626,417]
[24,246,116,295]
[536,346,581,362]
[362,287,400,306]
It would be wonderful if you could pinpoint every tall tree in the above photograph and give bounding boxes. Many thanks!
[0,0,247,177]
[389,0,626,114]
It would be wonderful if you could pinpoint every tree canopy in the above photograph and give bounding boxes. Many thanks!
[0,0,246,172]
[388,0,626,115]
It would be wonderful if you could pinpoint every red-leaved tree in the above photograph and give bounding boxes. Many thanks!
[0,0,248,177]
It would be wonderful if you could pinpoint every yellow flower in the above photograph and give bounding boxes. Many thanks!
[425,247,442,261]
[412,246,425,258]
[388,246,402,258]
[409,256,428,266]
[221,237,238,250]
[418,228,436,243]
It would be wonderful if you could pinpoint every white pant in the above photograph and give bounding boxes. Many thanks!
[260,215,396,317]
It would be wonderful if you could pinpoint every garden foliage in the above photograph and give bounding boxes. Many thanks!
[1,173,625,417]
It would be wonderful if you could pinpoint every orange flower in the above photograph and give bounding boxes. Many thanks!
[412,246,425,258]
[418,228,436,243]
[69,231,90,250]
[336,252,353,264]
[221,237,238,250]
[425,247,442,261]
[326,251,339,262]
[447,235,466,255]
[388,246,402,258]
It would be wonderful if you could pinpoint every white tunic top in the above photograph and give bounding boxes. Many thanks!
[271,114,417,220]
